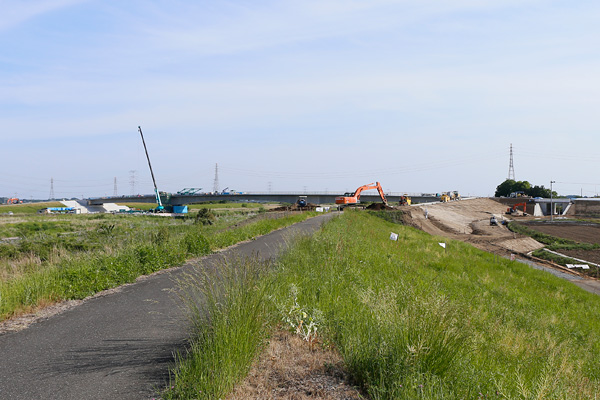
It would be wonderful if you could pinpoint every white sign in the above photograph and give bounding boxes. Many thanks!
[439,242,446,249]
[316,207,324,212]
[566,264,590,270]
[390,232,399,241]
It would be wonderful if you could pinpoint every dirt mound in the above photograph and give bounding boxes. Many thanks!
[405,198,544,256]
[365,203,394,210]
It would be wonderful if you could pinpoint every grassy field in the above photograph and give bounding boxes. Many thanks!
[167,210,600,399]
[0,210,317,320]
[0,202,64,215]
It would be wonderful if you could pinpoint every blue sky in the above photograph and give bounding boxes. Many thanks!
[1,0,599,199]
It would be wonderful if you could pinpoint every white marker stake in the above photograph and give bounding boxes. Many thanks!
[390,232,399,241]
[438,242,446,249]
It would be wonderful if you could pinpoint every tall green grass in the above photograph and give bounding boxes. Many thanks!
[171,211,600,399]
[271,212,600,398]
[0,212,315,320]
[164,258,273,399]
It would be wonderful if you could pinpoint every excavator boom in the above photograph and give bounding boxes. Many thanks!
[335,182,388,205]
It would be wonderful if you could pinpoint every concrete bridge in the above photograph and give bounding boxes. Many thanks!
[88,192,441,206]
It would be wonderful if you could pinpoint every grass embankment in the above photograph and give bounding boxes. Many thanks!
[0,202,64,214]
[167,211,600,399]
[0,211,316,320]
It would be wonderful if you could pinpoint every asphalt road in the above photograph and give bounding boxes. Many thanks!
[0,213,336,400]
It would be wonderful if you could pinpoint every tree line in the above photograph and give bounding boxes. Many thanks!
[494,179,557,198]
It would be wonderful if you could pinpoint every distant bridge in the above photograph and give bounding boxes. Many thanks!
[88,192,441,206]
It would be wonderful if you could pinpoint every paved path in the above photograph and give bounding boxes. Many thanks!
[0,213,336,400]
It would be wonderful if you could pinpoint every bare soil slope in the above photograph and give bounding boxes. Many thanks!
[405,198,544,255]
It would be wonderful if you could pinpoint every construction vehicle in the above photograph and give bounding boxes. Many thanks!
[490,215,498,226]
[6,198,21,204]
[297,196,308,207]
[138,126,165,212]
[399,195,411,206]
[506,202,528,215]
[335,182,388,206]
[439,193,450,202]
[453,191,461,200]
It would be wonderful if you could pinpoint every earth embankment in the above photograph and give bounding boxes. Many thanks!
[404,198,543,255]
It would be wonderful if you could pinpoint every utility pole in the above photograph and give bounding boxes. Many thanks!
[550,180,555,221]
[113,177,118,196]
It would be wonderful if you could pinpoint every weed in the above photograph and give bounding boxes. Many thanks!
[164,257,272,399]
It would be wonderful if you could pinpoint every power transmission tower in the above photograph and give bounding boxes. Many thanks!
[213,163,219,193]
[129,170,136,195]
[507,143,515,180]
[113,177,118,196]
[49,177,55,200]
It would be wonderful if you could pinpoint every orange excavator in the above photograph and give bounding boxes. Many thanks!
[335,182,388,206]
[506,202,528,215]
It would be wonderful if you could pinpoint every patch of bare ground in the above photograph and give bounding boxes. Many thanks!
[522,222,600,245]
[406,198,545,256]
[228,330,364,400]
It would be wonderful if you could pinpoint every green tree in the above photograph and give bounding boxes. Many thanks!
[495,180,557,198]
[529,185,551,198]
[494,179,531,197]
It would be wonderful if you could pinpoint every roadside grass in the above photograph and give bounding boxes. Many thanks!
[165,257,273,399]
[169,211,600,399]
[531,249,580,265]
[0,212,316,321]
[0,202,64,215]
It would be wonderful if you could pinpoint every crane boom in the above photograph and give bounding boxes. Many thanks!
[138,126,164,210]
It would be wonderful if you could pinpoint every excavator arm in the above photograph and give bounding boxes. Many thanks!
[335,182,388,205]
[375,182,388,205]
